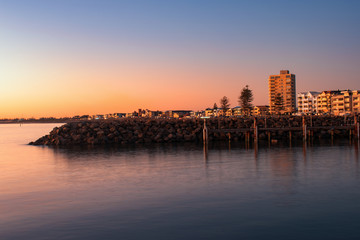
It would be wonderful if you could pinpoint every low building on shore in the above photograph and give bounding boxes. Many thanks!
[126,112,136,118]
[191,111,204,118]
[93,114,105,120]
[252,105,270,116]
[148,110,163,118]
[205,108,218,117]
[232,106,242,116]
[165,110,192,118]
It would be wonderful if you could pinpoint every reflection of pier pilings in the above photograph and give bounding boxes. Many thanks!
[227,133,231,151]
[302,142,307,161]
[203,118,208,144]
[353,138,360,178]
[254,140,258,159]
[245,131,250,150]
[202,117,209,163]
[203,142,208,162]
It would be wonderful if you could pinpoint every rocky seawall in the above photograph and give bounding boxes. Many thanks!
[29,116,358,146]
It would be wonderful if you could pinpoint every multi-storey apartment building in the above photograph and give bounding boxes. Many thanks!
[353,90,360,114]
[268,70,296,114]
[297,91,320,114]
[331,94,345,115]
[314,89,359,115]
[331,90,359,115]
[316,90,339,114]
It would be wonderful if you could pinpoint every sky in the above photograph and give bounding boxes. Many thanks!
[1,0,360,118]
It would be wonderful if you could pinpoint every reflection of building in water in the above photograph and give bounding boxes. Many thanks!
[269,150,298,197]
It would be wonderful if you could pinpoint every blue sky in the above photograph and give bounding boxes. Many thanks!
[1,0,360,117]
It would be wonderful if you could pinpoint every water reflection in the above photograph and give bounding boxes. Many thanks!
[45,139,360,208]
[303,141,307,160]
[48,139,360,170]
[203,142,208,163]
[3,124,360,240]
[269,147,299,202]
[51,143,204,162]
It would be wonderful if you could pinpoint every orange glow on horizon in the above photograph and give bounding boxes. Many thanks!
[1,57,270,118]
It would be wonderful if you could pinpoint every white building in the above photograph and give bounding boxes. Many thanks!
[297,91,320,115]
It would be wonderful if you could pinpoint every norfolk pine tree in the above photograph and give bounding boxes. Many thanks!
[274,93,284,115]
[213,103,218,116]
[213,103,218,110]
[220,96,230,116]
[239,85,253,115]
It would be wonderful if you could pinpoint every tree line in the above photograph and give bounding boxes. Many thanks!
[214,85,284,115]
[214,85,253,116]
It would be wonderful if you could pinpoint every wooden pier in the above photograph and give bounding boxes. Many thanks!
[202,115,360,144]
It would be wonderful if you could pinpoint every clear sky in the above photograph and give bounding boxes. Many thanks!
[1,0,359,118]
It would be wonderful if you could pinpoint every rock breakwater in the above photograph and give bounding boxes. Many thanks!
[29,116,357,146]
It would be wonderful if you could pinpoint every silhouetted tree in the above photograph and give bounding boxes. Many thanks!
[238,85,253,115]
[274,93,284,115]
[220,96,230,116]
[213,103,218,110]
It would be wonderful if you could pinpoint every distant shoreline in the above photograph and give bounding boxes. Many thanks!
[0,120,70,124]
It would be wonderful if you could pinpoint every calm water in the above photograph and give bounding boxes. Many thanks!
[1,123,360,240]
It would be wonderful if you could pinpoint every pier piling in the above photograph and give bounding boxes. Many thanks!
[289,131,292,142]
[254,118,258,143]
[203,118,208,144]
[265,117,267,128]
[357,117,359,140]
[302,116,307,142]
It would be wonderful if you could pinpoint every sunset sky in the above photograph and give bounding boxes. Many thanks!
[1,0,360,118]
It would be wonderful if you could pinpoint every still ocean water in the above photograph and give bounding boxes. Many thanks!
[1,123,360,240]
